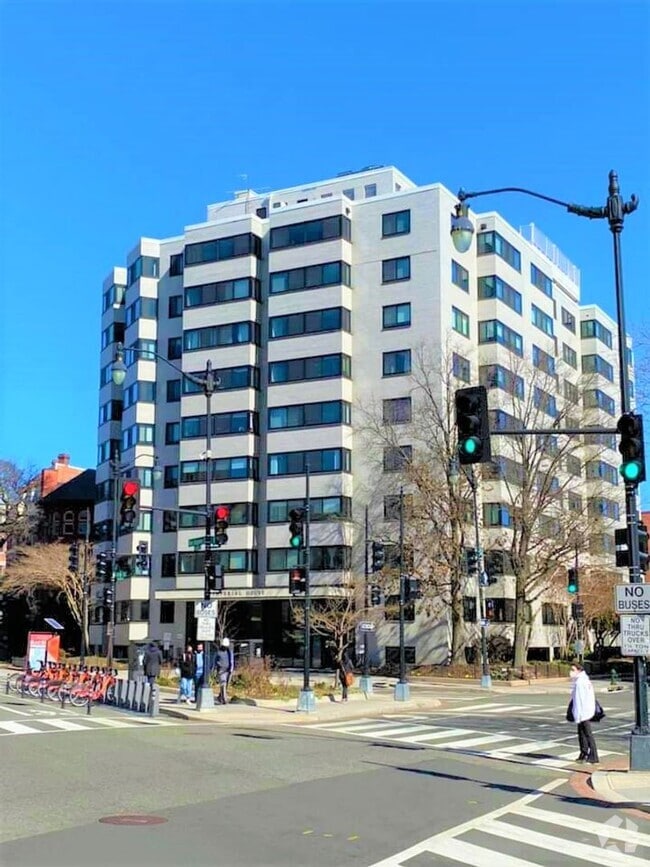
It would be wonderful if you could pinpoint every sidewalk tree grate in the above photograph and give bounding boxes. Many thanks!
[99,815,168,826]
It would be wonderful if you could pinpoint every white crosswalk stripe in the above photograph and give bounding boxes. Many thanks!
[0,714,177,736]
[297,717,622,768]
[368,778,650,866]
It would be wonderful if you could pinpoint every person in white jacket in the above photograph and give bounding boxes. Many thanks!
[570,663,599,764]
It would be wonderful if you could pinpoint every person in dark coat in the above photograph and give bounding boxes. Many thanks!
[214,639,233,705]
[143,641,163,684]
[178,645,195,703]
[337,649,354,702]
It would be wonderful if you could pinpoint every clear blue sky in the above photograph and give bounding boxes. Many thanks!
[1,1,648,479]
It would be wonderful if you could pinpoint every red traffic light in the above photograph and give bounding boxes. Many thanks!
[122,480,140,497]
[215,505,230,521]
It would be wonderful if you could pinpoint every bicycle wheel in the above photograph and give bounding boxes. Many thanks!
[28,679,45,698]
[47,684,65,701]
[6,673,22,693]
[104,684,116,704]
[69,687,89,707]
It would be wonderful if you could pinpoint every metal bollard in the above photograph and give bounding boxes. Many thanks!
[40,683,45,703]
[148,684,159,718]
[20,677,25,698]
[5,678,9,695]
[60,690,66,710]
[87,698,92,716]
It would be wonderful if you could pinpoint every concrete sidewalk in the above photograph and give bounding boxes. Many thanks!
[591,769,650,809]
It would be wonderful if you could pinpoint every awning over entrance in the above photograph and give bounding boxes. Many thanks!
[154,586,349,602]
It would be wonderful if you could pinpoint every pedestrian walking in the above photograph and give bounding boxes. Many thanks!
[143,641,163,685]
[214,638,233,705]
[568,662,600,764]
[177,645,195,703]
[338,649,354,702]
[194,643,205,696]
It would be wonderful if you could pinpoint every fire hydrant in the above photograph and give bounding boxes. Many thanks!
[609,668,621,691]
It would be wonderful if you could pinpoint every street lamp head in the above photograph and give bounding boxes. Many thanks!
[112,343,127,386]
[450,201,474,253]
[152,459,163,484]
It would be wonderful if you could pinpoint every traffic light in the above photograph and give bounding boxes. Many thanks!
[214,505,230,547]
[479,571,498,587]
[567,568,579,594]
[615,525,649,571]
[135,541,149,573]
[571,602,585,622]
[466,548,478,575]
[96,552,109,580]
[68,542,79,573]
[455,385,491,465]
[617,413,646,485]
[288,508,304,548]
[404,576,421,602]
[206,561,224,594]
[370,585,381,606]
[289,566,306,595]
[103,586,114,606]
[371,541,385,573]
[639,523,649,573]
[485,599,495,620]
[120,480,140,530]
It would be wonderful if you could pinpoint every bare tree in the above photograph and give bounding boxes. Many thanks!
[215,599,238,645]
[0,460,41,549]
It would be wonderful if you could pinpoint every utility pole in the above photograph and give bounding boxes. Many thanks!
[80,509,91,668]
[359,506,373,695]
[394,487,410,701]
[298,462,315,712]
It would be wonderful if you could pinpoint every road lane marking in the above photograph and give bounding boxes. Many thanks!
[36,719,91,731]
[0,720,38,734]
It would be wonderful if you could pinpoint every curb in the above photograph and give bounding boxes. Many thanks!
[568,757,650,819]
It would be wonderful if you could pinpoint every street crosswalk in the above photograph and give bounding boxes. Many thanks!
[368,778,650,866]
[297,715,621,769]
[0,714,178,737]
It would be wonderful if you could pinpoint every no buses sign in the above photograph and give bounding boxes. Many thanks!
[615,584,650,614]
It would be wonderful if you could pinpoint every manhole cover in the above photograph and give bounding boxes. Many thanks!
[99,815,167,826]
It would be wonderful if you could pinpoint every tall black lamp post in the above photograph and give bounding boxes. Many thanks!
[112,342,220,711]
[451,171,649,769]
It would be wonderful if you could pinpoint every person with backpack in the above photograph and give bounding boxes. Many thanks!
[338,648,354,702]
[568,662,600,764]
[143,641,163,685]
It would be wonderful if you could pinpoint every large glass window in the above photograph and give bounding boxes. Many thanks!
[178,550,256,574]
[531,264,553,297]
[268,448,351,476]
[267,546,352,572]
[169,253,184,277]
[583,389,616,416]
[383,349,411,376]
[452,307,470,337]
[562,343,578,368]
[451,260,469,292]
[269,353,351,384]
[562,307,576,333]
[181,411,258,438]
[125,297,158,327]
[478,320,523,356]
[168,295,183,318]
[168,337,182,360]
[582,354,614,382]
[382,303,411,329]
[268,497,351,523]
[268,400,351,430]
[184,321,259,352]
[269,307,350,339]
[180,457,258,483]
[182,365,259,393]
[184,233,261,266]
[123,381,156,409]
[382,256,410,283]
[531,304,554,337]
[101,322,125,350]
[102,284,126,311]
[480,364,524,398]
[533,386,558,417]
[382,210,410,237]
[383,446,412,471]
[383,397,412,424]
[269,261,351,295]
[184,277,260,308]
[483,503,512,527]
[122,424,155,450]
[580,319,613,347]
[477,275,522,314]
[532,345,556,376]
[477,231,521,271]
[270,215,351,250]
[128,256,159,285]
[453,353,471,383]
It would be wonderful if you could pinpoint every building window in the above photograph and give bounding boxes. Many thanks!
[531,264,553,297]
[382,210,410,237]
[161,554,176,577]
[168,337,182,360]
[178,550,256,575]
[122,424,154,450]
[477,275,522,314]
[588,497,620,521]
[486,598,516,623]
[382,303,411,329]
[167,379,181,402]
[125,339,157,364]
[128,256,159,285]
[180,457,258,483]
[183,365,259,393]
[382,256,410,283]
[268,497,351,523]
[581,319,613,348]
[477,231,521,271]
[181,411,258,438]
[125,297,158,327]
[101,322,125,350]
[165,422,180,445]
[533,386,558,418]
[383,493,413,520]
[185,277,260,308]
[269,353,351,384]
[269,307,351,339]
[561,307,576,333]
[267,546,352,572]
[268,448,351,477]
[452,307,470,338]
[270,215,351,250]
[562,343,577,369]
[582,354,614,382]
[564,379,580,404]
[383,349,411,377]
[383,397,412,424]
[364,184,377,198]
[383,445,412,472]
[342,188,355,200]
[531,304,554,337]
[586,460,618,485]
[102,283,126,312]
[583,389,616,416]
[185,233,261,265]
[169,253,184,276]
[160,601,175,624]
[480,364,524,399]
[183,321,260,352]
[164,465,179,488]
[463,597,477,623]
[451,260,469,292]
[565,455,582,478]
[478,320,523,356]
[568,493,583,513]
[268,400,351,430]
[532,345,556,376]
[168,295,183,318]
[99,399,123,425]
[453,353,471,383]
[270,261,351,295]
[483,503,512,527]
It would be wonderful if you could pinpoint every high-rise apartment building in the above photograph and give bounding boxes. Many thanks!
[92,165,630,665]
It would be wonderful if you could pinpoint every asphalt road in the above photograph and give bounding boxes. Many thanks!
[1,687,648,866]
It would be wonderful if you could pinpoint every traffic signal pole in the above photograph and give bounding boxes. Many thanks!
[394,487,410,701]
[298,462,315,712]
[107,449,121,667]
[467,467,491,688]
[197,363,215,712]
[359,506,373,695]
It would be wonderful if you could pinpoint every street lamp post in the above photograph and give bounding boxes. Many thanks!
[297,462,315,712]
[450,171,649,769]
[358,505,373,695]
[394,486,410,702]
[112,342,220,711]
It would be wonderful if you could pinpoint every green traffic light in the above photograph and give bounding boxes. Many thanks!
[461,436,480,456]
[290,536,301,548]
[620,461,642,482]
[568,583,578,594]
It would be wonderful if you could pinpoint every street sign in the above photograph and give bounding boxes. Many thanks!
[615,583,650,614]
[188,536,209,549]
[480,618,489,628]
[573,640,585,655]
[194,600,218,618]
[620,614,650,656]
[196,616,216,641]
[359,621,376,632]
